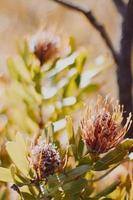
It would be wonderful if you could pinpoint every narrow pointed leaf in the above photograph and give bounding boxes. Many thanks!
[7,57,31,83]
[0,167,14,183]
[66,116,75,144]
[6,133,30,177]
[93,139,133,171]
[47,53,78,78]
[94,181,120,199]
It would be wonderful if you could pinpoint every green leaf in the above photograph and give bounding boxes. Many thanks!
[45,122,54,143]
[124,175,132,195]
[79,154,93,165]
[48,164,91,185]
[76,128,84,159]
[48,178,87,197]
[9,80,41,105]
[15,133,27,152]
[77,84,99,99]
[66,116,79,160]
[17,40,30,66]
[63,165,84,183]
[10,165,29,187]
[20,184,38,199]
[76,50,87,74]
[74,51,87,88]
[47,53,78,78]
[26,85,42,104]
[7,58,19,80]
[93,181,120,199]
[7,57,31,83]
[63,178,87,195]
[6,133,30,177]
[0,167,14,183]
[69,36,75,52]
[66,116,75,144]
[21,192,37,200]
[93,139,133,171]
[63,75,78,97]
[7,80,34,105]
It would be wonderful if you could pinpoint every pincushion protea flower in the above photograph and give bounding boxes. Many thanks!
[31,141,61,180]
[29,31,60,65]
[80,96,132,154]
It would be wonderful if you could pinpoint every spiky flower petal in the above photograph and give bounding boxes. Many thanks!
[29,31,60,65]
[31,142,61,180]
[80,96,132,154]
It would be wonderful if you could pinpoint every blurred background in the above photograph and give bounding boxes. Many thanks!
[0,0,128,98]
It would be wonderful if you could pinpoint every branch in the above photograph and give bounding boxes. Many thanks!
[113,0,127,16]
[117,0,133,138]
[52,0,133,138]
[52,0,119,65]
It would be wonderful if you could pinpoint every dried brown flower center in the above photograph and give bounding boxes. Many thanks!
[31,143,61,180]
[94,112,117,136]
[34,42,57,65]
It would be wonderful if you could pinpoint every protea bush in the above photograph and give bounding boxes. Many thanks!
[0,31,132,200]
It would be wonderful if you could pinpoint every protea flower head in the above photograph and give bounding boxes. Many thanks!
[31,141,61,180]
[29,31,60,65]
[80,96,132,154]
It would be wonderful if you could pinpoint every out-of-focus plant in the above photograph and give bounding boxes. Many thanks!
[0,31,109,143]
[0,31,132,199]
[0,96,132,200]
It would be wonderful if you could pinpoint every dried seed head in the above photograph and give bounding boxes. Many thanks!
[31,142,61,180]
[80,96,132,154]
[29,31,60,65]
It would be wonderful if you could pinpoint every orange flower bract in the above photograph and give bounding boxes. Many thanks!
[80,96,132,154]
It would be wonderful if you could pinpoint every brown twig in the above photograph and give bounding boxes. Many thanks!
[51,0,119,65]
[117,0,133,138]
[113,0,127,16]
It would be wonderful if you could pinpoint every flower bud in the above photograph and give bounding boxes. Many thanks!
[80,96,132,154]
[31,142,61,180]
[29,31,60,65]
